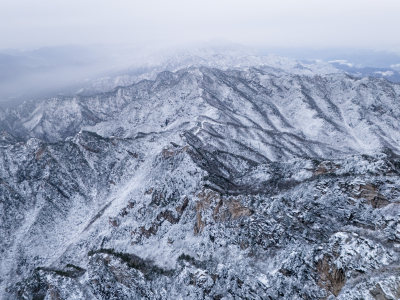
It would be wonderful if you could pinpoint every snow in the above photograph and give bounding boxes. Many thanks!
[1,53,400,299]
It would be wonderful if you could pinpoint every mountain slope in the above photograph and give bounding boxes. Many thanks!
[1,63,400,299]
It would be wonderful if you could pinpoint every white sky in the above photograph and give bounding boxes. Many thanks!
[1,0,400,51]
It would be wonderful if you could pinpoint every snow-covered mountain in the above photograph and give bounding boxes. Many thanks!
[74,49,339,96]
[1,55,400,299]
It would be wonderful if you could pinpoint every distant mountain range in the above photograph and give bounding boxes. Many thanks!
[1,45,400,105]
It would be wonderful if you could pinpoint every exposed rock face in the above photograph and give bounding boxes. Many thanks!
[317,254,346,297]
[1,62,400,299]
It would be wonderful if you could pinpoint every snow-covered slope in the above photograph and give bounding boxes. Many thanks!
[1,59,400,299]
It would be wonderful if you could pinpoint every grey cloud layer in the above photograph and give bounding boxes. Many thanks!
[0,0,399,50]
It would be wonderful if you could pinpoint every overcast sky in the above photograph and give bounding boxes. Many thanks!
[1,0,400,51]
